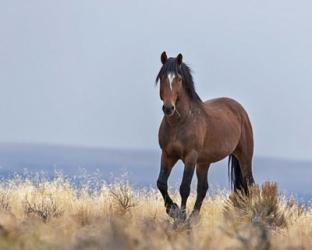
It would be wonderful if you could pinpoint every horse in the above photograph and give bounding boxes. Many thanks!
[155,52,255,220]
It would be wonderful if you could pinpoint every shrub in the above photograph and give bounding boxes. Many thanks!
[23,193,63,222]
[109,181,136,215]
[225,182,286,228]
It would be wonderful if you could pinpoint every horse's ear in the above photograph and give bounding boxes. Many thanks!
[161,51,167,64]
[176,53,183,66]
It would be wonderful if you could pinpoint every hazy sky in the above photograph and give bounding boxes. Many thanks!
[0,1,311,160]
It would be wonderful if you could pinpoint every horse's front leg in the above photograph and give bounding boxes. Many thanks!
[179,151,198,220]
[157,152,178,218]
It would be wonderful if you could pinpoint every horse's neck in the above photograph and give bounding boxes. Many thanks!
[165,93,198,126]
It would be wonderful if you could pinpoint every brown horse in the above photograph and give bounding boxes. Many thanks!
[156,52,255,220]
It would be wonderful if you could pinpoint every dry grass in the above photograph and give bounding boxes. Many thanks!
[0,178,310,250]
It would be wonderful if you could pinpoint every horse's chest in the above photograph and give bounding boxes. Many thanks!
[160,129,194,157]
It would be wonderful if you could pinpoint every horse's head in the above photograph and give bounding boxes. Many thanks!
[157,52,184,117]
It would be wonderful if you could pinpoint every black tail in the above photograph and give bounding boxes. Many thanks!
[228,155,248,193]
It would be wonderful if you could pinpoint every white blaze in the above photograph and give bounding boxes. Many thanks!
[167,73,175,90]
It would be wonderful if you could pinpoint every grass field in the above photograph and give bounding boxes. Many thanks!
[0,177,310,250]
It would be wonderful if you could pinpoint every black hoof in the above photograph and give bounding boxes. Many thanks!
[166,203,180,218]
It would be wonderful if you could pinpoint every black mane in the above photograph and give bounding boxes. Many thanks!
[155,58,202,103]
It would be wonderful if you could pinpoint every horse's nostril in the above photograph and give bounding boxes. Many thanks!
[163,105,175,115]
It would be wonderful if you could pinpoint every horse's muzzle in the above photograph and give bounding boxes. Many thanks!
[162,105,175,116]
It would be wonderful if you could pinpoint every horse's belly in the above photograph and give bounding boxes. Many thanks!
[198,146,234,164]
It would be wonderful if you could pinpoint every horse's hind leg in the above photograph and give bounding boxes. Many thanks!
[230,151,254,195]
[233,118,255,193]
[235,153,255,188]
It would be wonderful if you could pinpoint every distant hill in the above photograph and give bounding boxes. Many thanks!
[0,143,311,201]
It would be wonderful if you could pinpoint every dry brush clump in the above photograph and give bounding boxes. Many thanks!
[222,182,311,250]
[109,179,137,215]
[23,193,64,223]
[225,182,287,228]
[0,178,309,250]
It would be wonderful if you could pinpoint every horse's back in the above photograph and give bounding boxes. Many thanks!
[203,97,251,124]
[204,97,245,113]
